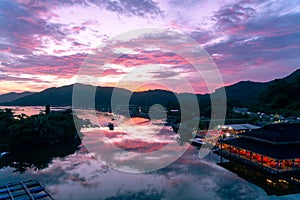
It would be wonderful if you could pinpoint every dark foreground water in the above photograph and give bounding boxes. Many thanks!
[0,107,299,200]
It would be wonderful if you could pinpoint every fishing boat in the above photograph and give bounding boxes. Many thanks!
[108,122,114,131]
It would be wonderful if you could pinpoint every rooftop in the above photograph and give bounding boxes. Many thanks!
[240,123,300,144]
[221,123,300,160]
[222,124,261,131]
[222,137,300,160]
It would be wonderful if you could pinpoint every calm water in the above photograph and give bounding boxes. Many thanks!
[0,107,299,200]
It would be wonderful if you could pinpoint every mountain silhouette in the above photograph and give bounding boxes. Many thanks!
[0,91,34,103]
[1,69,299,109]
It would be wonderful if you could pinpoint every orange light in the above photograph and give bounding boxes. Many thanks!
[133,83,170,92]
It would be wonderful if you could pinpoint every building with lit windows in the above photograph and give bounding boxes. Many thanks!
[215,123,300,195]
[218,123,260,137]
[217,123,300,173]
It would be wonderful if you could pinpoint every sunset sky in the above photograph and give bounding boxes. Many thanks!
[1,0,300,94]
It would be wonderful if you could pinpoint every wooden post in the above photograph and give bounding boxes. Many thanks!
[45,105,50,115]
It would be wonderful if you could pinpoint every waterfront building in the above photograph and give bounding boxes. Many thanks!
[215,123,300,195]
[218,123,260,136]
[217,123,300,173]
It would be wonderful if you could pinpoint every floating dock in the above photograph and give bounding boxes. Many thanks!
[0,180,53,200]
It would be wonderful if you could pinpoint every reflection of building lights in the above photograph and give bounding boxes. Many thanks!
[228,127,233,130]
[226,133,230,137]
[291,177,300,182]
[279,179,289,184]
[266,179,273,183]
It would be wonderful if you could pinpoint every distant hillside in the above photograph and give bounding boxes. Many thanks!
[219,81,269,105]
[130,90,178,106]
[281,68,300,83]
[2,69,299,114]
[215,68,300,105]
[0,91,34,103]
[3,84,132,107]
[5,85,74,106]
[257,71,300,116]
[2,84,194,107]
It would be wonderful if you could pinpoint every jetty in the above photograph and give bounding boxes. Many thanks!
[0,180,53,200]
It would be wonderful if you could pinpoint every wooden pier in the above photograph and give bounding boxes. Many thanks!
[0,180,53,200]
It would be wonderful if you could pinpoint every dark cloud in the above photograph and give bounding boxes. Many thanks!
[206,2,300,75]
[189,31,213,44]
[245,12,300,37]
[0,0,65,55]
[168,0,202,7]
[94,0,163,18]
[16,0,163,18]
[213,3,255,34]
[113,51,189,68]
[151,70,179,79]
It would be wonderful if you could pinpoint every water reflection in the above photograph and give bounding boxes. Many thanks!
[0,107,300,199]
[218,161,300,196]
[21,146,268,200]
[0,142,80,173]
[1,140,300,199]
[0,106,71,116]
[75,110,191,173]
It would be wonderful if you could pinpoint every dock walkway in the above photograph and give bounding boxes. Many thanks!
[0,180,53,200]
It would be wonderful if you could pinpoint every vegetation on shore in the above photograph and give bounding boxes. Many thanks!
[0,108,83,152]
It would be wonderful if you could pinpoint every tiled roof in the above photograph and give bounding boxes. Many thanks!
[222,137,300,160]
[240,123,300,144]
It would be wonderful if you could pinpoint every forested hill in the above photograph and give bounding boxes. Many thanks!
[256,72,300,116]
[1,69,299,116]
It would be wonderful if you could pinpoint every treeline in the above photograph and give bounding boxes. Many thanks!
[0,109,83,151]
[254,75,300,116]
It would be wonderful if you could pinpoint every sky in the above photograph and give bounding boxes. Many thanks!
[0,0,300,94]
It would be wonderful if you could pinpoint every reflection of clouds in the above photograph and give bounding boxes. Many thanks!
[31,150,105,199]
[105,188,165,200]
[1,112,298,199]
[2,141,299,199]
[35,150,103,186]
[152,147,267,200]
[81,125,189,172]
[103,130,128,139]
[214,178,261,200]
[78,112,190,172]
[113,139,168,153]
